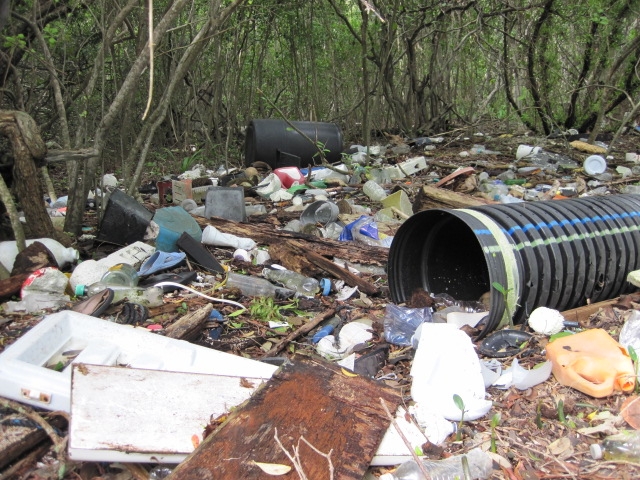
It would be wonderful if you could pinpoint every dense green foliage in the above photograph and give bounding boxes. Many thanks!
[1,0,638,184]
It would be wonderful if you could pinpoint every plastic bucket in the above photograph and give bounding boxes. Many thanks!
[97,190,153,246]
[388,194,640,339]
[244,119,343,168]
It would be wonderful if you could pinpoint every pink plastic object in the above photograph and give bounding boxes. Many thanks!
[273,167,305,189]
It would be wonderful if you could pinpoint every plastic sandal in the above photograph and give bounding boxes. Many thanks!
[137,251,187,277]
[72,288,114,317]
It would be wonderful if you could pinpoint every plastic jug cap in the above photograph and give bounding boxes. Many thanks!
[75,284,87,296]
[590,443,603,459]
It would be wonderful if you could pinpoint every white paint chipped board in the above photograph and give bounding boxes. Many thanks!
[69,364,266,463]
[0,311,277,412]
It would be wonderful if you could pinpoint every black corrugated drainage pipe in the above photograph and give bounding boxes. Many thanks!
[388,194,640,339]
[244,119,343,168]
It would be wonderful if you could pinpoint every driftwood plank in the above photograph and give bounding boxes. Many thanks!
[196,216,389,266]
[165,303,213,340]
[168,356,402,480]
[412,185,491,213]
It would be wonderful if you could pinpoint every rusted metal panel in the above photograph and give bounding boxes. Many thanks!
[168,355,402,480]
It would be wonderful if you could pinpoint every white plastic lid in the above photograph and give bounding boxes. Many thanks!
[584,155,607,175]
[590,443,603,459]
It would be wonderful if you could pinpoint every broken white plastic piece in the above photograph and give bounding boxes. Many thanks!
[493,358,553,390]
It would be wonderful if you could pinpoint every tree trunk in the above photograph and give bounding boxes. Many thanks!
[0,111,65,244]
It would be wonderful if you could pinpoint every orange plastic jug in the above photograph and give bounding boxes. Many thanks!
[546,328,636,398]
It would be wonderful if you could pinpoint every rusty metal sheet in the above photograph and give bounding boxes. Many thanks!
[168,355,402,480]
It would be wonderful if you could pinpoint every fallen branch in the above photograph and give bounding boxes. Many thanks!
[0,397,68,479]
[380,398,433,480]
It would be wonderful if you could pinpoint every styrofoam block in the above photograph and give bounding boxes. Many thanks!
[0,311,277,412]
[388,156,428,179]
[69,364,267,463]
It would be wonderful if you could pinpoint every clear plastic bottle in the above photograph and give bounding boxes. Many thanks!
[76,283,164,307]
[363,179,387,201]
[262,268,320,297]
[101,263,139,287]
[226,271,294,299]
[590,430,640,463]
[381,448,493,480]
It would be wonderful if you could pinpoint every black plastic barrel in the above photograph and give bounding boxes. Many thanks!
[244,119,343,168]
[388,194,640,339]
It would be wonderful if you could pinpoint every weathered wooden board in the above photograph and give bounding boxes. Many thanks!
[168,355,402,480]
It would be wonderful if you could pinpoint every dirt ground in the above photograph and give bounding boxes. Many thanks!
[1,127,640,479]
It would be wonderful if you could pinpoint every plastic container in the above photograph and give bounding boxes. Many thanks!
[101,263,139,287]
[363,180,387,201]
[21,267,70,298]
[262,267,320,297]
[380,447,493,480]
[273,167,305,189]
[591,430,640,463]
[545,328,635,397]
[0,238,79,272]
[226,272,294,298]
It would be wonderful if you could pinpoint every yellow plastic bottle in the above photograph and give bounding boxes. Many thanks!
[545,328,636,398]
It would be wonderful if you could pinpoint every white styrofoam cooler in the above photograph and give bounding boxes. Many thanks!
[0,310,277,412]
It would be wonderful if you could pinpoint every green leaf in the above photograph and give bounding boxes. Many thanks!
[629,345,638,362]
[491,281,507,295]
[549,331,574,342]
[453,393,465,411]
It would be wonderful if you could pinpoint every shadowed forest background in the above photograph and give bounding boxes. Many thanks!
[0,0,639,236]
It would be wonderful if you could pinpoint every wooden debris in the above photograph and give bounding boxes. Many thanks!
[412,185,490,212]
[269,240,380,295]
[197,216,389,266]
[167,355,402,480]
[165,303,213,340]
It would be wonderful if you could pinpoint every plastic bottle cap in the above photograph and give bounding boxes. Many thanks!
[590,443,603,459]
[75,284,86,296]
[319,278,331,296]
[584,155,607,175]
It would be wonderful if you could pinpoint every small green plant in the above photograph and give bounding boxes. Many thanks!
[492,281,515,327]
[557,399,575,428]
[490,413,500,453]
[453,394,466,441]
[180,149,203,172]
[629,345,639,394]
[176,302,188,315]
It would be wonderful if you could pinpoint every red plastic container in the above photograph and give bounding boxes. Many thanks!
[273,167,305,189]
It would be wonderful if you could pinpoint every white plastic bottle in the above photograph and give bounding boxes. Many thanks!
[262,268,320,297]
[380,448,494,480]
[363,180,387,201]
[0,239,79,272]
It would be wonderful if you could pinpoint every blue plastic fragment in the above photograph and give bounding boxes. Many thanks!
[312,325,335,343]
[209,309,225,321]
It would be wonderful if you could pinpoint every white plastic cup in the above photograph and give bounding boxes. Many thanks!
[625,152,639,163]
[584,155,607,175]
[516,145,541,160]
